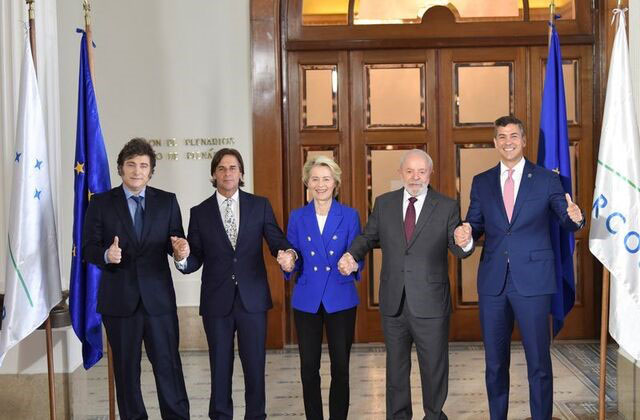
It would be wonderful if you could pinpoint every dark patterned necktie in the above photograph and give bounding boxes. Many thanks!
[131,195,144,241]
[404,196,417,243]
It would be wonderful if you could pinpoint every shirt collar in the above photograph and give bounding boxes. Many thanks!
[403,186,428,203]
[216,189,240,206]
[122,184,146,200]
[500,157,525,176]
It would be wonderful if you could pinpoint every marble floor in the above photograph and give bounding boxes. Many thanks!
[71,342,620,419]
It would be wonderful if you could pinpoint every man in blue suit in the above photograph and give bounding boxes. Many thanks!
[456,116,583,420]
[175,148,295,420]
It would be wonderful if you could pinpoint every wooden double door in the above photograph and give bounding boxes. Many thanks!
[284,45,595,342]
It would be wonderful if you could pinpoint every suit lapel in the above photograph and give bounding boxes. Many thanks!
[113,186,139,245]
[510,159,536,225]
[321,200,343,248]
[390,189,405,245]
[236,190,252,249]
[407,188,437,249]
[487,164,510,225]
[139,187,157,246]
[303,202,327,259]
[211,191,235,251]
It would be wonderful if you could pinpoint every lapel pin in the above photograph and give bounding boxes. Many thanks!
[528,173,532,178]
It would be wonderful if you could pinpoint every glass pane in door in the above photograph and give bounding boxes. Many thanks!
[366,64,425,128]
[455,62,513,126]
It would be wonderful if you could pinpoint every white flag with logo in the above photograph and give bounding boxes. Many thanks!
[589,9,640,360]
[0,35,62,366]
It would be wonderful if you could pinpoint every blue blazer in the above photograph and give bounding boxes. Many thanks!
[286,200,362,314]
[466,159,582,297]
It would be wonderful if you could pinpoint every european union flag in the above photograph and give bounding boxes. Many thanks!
[537,24,575,337]
[69,30,111,369]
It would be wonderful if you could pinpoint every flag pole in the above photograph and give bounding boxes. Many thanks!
[597,6,622,419]
[596,1,627,418]
[82,2,116,419]
[25,1,58,419]
[548,0,555,41]
[598,268,611,420]
[547,0,555,347]
[26,0,36,73]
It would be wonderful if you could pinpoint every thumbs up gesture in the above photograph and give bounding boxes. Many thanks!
[171,236,190,260]
[565,193,583,224]
[107,236,122,264]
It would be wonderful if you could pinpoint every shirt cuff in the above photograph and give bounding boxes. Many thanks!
[103,249,110,264]
[174,258,187,270]
[461,239,474,253]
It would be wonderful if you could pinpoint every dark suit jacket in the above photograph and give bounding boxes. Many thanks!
[466,159,582,297]
[349,187,472,318]
[83,185,185,317]
[180,190,292,317]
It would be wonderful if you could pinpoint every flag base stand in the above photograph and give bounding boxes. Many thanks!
[37,290,71,329]
[0,313,78,419]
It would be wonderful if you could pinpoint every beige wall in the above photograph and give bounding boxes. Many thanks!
[56,0,252,307]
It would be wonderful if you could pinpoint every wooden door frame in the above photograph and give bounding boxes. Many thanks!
[251,0,287,348]
[252,0,611,346]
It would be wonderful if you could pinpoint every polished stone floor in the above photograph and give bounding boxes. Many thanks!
[71,342,620,419]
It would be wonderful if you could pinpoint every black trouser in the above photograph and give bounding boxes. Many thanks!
[103,303,189,420]
[294,304,357,420]
[202,289,267,420]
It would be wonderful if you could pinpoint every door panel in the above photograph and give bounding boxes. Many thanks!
[439,47,527,340]
[285,50,351,343]
[350,49,438,342]
[285,44,596,343]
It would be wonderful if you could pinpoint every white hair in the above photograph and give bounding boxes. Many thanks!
[399,149,433,170]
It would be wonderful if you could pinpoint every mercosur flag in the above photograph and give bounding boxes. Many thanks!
[0,35,62,366]
[589,9,640,360]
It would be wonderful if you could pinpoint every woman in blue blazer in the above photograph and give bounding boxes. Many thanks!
[283,155,362,420]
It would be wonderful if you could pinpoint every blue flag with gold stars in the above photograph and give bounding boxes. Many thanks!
[69,31,111,369]
[537,24,575,337]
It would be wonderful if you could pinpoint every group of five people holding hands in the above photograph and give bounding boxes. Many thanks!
[84,114,583,420]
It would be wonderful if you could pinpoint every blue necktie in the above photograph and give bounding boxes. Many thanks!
[131,195,144,241]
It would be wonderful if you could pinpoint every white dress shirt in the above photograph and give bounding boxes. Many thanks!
[216,189,240,228]
[402,188,428,221]
[500,157,526,199]
[316,213,328,234]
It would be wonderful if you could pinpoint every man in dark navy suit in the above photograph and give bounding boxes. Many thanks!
[83,138,189,420]
[458,116,584,420]
[175,148,295,420]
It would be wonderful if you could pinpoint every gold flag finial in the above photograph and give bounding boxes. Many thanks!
[83,0,91,27]
[26,0,35,20]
